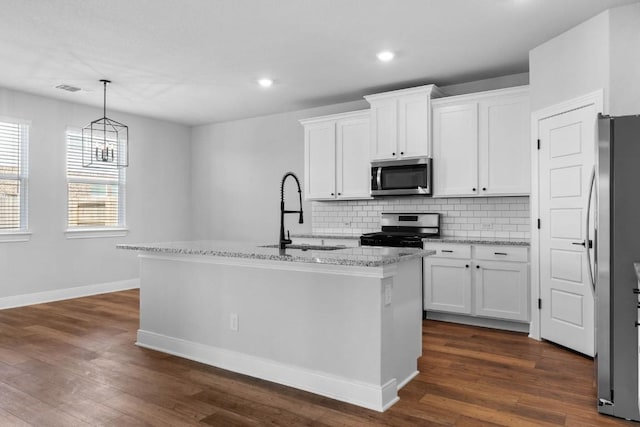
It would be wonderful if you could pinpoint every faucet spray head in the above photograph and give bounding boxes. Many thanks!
[298,211,304,224]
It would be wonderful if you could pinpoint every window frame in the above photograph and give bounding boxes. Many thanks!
[65,128,127,239]
[0,116,30,242]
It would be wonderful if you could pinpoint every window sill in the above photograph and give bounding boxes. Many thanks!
[0,231,31,243]
[65,227,129,240]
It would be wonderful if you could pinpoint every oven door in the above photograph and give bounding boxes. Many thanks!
[371,158,432,196]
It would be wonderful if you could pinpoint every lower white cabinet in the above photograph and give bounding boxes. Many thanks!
[423,258,472,314]
[423,243,529,323]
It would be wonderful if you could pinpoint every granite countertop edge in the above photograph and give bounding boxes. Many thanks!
[291,233,360,240]
[422,237,530,246]
[117,243,435,268]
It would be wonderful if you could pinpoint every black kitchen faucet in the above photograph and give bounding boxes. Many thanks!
[279,172,304,250]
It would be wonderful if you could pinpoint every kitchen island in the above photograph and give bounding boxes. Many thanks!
[117,240,433,411]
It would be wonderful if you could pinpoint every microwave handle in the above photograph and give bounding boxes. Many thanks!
[376,167,382,190]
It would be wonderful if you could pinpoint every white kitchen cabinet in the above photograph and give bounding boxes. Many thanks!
[432,86,530,197]
[365,85,443,161]
[423,242,530,324]
[423,257,472,314]
[474,260,529,322]
[300,110,371,201]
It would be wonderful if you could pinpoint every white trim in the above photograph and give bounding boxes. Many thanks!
[298,109,370,126]
[0,278,139,310]
[396,370,419,390]
[425,311,530,333]
[137,329,398,412]
[0,231,31,243]
[431,85,529,106]
[65,227,128,239]
[529,89,604,341]
[0,115,31,126]
[136,252,399,278]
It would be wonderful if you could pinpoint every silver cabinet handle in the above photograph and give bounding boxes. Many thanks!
[586,166,596,292]
[494,252,508,255]
[441,250,453,253]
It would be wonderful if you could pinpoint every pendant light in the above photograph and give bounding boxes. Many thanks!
[82,79,128,168]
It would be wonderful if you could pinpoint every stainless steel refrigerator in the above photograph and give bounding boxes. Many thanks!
[596,114,640,421]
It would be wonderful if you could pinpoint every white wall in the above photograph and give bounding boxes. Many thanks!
[0,87,191,301]
[609,3,640,116]
[529,10,610,113]
[190,100,368,243]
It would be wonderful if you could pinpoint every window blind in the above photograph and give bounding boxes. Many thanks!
[0,120,28,230]
[67,132,125,228]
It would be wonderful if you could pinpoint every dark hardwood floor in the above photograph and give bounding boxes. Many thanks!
[0,289,635,426]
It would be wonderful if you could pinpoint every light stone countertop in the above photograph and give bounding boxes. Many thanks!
[291,233,360,240]
[422,236,530,246]
[117,240,434,268]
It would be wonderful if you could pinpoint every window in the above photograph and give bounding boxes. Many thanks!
[66,130,125,231]
[0,118,29,232]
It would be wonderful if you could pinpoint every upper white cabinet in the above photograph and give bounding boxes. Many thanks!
[432,86,531,197]
[365,85,443,161]
[300,110,371,201]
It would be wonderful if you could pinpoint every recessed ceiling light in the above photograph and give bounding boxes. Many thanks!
[258,78,273,88]
[376,51,395,62]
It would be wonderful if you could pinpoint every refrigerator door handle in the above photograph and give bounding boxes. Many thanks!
[586,165,596,292]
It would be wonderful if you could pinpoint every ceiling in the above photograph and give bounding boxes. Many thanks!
[1,0,637,126]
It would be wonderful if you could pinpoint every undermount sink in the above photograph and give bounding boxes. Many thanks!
[260,244,347,251]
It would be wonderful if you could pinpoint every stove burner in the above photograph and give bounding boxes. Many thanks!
[359,212,440,248]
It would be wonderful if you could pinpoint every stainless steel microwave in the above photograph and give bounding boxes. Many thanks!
[370,157,432,196]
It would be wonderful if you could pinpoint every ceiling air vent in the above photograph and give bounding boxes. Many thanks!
[55,84,82,92]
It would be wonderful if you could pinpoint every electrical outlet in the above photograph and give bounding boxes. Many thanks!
[229,312,239,331]
[481,223,493,230]
[384,283,393,306]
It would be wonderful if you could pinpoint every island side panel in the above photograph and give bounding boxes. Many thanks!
[137,254,387,387]
[390,257,423,388]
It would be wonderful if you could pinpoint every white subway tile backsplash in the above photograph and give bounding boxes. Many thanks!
[311,196,530,238]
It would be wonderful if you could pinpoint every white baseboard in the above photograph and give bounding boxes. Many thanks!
[0,278,140,310]
[137,329,398,412]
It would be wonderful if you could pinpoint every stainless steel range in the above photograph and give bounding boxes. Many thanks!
[360,212,440,248]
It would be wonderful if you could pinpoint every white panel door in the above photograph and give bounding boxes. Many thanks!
[304,122,336,200]
[474,261,529,322]
[538,104,596,356]
[398,93,430,158]
[369,98,397,161]
[432,103,479,197]
[423,258,472,314]
[478,94,531,195]
[336,116,370,199]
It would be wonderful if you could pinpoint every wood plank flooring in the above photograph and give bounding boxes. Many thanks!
[0,289,635,426]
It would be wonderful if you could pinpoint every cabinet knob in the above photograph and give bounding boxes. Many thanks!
[472,188,476,192]
[337,192,342,196]
[465,264,469,268]
[400,151,404,155]
[392,152,396,156]
[330,192,335,196]
[482,187,487,191]
[476,265,480,269]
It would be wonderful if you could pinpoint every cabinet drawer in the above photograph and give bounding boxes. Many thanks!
[474,245,528,262]
[422,243,471,259]
[292,237,359,248]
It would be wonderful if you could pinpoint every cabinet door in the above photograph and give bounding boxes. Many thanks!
[398,93,430,158]
[336,116,371,199]
[432,103,479,197]
[369,98,398,161]
[304,122,336,200]
[474,261,529,321]
[423,258,472,314]
[478,94,530,195]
